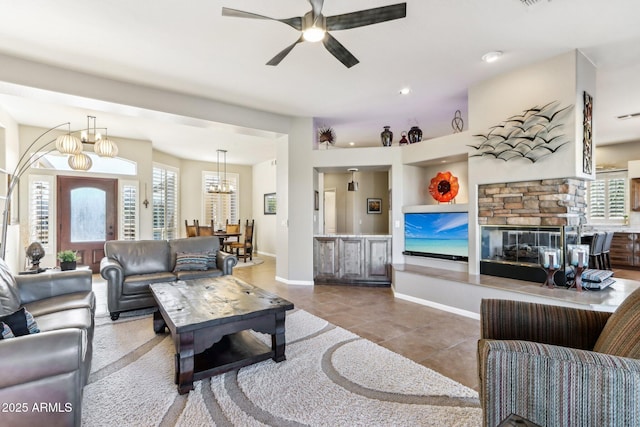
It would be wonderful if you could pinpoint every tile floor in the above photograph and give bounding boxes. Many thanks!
[93,257,640,392]
[231,256,482,390]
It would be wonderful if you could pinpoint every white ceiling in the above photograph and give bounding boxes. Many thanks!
[0,0,639,166]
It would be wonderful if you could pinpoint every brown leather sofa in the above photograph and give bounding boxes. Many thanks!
[100,236,237,320]
[0,258,95,427]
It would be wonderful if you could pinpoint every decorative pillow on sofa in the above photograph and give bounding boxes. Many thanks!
[0,307,40,337]
[0,321,15,339]
[206,251,216,269]
[174,252,209,272]
[593,287,640,358]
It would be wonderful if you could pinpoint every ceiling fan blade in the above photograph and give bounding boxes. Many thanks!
[266,36,305,66]
[326,3,407,31]
[308,0,324,23]
[322,33,359,68]
[222,7,302,31]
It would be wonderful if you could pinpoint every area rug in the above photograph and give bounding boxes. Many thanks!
[82,310,481,426]
[232,257,264,269]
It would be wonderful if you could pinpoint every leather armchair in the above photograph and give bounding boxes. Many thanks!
[0,262,94,427]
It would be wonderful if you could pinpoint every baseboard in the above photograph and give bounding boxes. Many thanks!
[256,250,275,258]
[275,276,314,286]
[394,292,480,320]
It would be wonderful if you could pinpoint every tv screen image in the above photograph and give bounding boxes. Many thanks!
[404,212,469,260]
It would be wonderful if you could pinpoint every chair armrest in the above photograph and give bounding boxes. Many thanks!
[480,298,611,350]
[0,329,84,426]
[217,250,238,275]
[100,257,123,283]
[479,339,640,427]
[100,257,125,307]
[0,328,84,389]
[15,270,93,305]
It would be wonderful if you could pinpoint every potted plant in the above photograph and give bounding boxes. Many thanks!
[57,250,78,271]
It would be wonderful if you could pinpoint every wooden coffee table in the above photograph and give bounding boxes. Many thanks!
[150,276,294,394]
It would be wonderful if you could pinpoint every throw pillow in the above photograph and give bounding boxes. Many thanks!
[206,251,217,269]
[0,321,15,339]
[174,252,208,272]
[0,307,40,337]
[581,269,614,283]
[593,287,640,358]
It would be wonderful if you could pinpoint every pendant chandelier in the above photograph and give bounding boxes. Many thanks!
[208,149,235,194]
[81,115,119,158]
[52,115,119,171]
[347,168,358,191]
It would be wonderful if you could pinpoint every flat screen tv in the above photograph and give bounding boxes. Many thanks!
[403,212,469,261]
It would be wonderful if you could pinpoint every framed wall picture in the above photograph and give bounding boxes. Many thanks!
[264,192,276,215]
[367,198,382,214]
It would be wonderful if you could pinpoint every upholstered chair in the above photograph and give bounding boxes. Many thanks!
[478,288,640,426]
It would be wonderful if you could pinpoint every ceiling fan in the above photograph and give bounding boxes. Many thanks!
[221,1,407,68]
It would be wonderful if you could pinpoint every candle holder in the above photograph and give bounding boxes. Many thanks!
[539,248,561,288]
[568,244,590,291]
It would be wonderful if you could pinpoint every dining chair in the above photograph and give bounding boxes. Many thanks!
[223,220,241,251]
[600,231,615,270]
[185,220,198,237]
[196,219,214,236]
[228,219,254,262]
[589,231,606,269]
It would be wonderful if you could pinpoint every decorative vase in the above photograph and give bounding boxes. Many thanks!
[399,131,409,146]
[60,261,76,271]
[408,126,422,144]
[380,126,393,146]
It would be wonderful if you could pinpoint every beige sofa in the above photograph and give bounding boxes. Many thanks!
[100,236,237,320]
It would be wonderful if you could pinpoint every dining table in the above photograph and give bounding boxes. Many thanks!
[213,230,241,248]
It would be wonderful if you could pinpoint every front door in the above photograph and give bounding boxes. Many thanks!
[57,176,117,273]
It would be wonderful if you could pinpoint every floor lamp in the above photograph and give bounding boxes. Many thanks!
[0,123,84,260]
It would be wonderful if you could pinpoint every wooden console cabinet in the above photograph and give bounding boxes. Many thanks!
[610,232,640,268]
[313,235,391,286]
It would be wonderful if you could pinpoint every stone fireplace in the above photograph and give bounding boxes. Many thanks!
[478,178,587,227]
[477,178,588,285]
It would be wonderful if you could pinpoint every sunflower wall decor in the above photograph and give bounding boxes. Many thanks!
[429,171,459,203]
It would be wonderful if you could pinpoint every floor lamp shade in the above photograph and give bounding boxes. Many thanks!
[55,134,83,154]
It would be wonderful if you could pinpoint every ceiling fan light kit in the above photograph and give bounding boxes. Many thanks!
[222,1,407,68]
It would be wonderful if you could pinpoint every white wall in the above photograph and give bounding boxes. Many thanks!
[468,50,593,184]
[253,158,277,256]
[275,134,290,282]
[281,118,314,285]
[0,107,20,271]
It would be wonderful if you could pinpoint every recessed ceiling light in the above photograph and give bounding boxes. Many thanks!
[482,51,503,63]
[399,87,411,95]
[349,142,355,146]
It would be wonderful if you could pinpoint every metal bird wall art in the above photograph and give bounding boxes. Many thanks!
[469,101,574,163]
